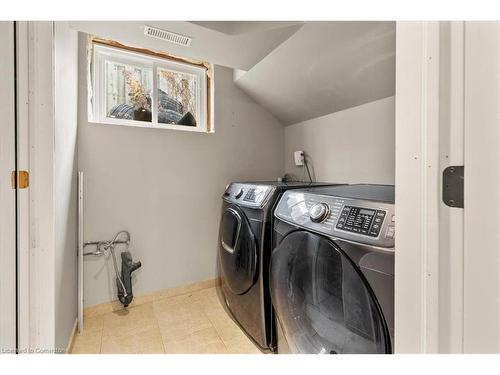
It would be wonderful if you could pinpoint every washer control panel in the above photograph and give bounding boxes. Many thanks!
[337,206,386,237]
[274,190,395,249]
[223,183,273,208]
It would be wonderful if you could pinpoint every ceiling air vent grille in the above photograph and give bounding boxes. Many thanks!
[144,26,192,47]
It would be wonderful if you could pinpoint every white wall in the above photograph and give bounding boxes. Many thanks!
[54,22,79,350]
[284,96,395,184]
[77,34,285,307]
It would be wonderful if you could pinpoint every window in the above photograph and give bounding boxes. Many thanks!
[91,39,212,132]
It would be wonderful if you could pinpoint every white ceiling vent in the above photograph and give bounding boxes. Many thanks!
[144,26,192,47]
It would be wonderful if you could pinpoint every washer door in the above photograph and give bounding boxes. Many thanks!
[219,206,258,295]
[270,231,391,354]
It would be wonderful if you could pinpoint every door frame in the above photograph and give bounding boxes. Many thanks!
[395,21,466,353]
[0,20,18,351]
[396,21,500,353]
[395,21,442,353]
[16,21,56,352]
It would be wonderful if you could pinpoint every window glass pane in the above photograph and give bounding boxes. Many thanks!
[157,67,199,127]
[105,61,153,122]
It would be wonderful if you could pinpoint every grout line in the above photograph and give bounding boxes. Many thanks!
[210,319,229,353]
[89,287,229,354]
[152,305,167,354]
[199,291,232,353]
[98,318,104,354]
[204,292,263,354]
[201,306,228,352]
[157,287,227,354]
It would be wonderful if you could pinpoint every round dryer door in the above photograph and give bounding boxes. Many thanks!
[270,231,391,354]
[219,207,258,295]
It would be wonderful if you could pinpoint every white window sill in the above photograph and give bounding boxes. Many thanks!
[88,118,214,134]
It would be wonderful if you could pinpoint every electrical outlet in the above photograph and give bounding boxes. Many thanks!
[294,151,305,166]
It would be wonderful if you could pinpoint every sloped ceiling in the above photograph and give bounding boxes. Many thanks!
[190,21,304,35]
[68,21,302,71]
[235,21,396,125]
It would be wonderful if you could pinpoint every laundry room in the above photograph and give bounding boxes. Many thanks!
[7,2,500,372]
[55,20,396,354]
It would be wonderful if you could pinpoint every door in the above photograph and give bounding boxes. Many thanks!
[462,21,500,353]
[396,21,500,353]
[270,231,391,354]
[219,206,258,295]
[0,21,18,351]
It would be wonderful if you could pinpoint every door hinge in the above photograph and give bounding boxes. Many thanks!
[442,166,464,208]
[11,170,29,189]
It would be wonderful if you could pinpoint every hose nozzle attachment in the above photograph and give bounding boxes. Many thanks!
[117,251,142,307]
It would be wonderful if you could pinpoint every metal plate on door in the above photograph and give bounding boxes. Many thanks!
[442,166,464,208]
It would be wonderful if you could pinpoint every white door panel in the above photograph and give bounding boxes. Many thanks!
[463,21,500,353]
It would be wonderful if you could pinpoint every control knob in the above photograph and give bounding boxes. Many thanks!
[309,203,330,223]
[235,188,244,199]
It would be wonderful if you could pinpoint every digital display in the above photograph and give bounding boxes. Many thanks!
[336,205,386,237]
[359,209,375,216]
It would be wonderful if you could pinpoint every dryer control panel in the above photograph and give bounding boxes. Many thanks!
[223,183,273,208]
[337,206,386,237]
[274,190,395,249]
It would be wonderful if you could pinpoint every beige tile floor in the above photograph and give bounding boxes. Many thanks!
[71,287,262,354]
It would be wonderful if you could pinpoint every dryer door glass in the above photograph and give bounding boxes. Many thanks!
[270,230,391,354]
[219,207,258,295]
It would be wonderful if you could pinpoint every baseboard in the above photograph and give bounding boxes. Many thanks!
[65,319,78,354]
[83,277,218,318]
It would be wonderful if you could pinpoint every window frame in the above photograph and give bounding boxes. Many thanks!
[91,39,212,133]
